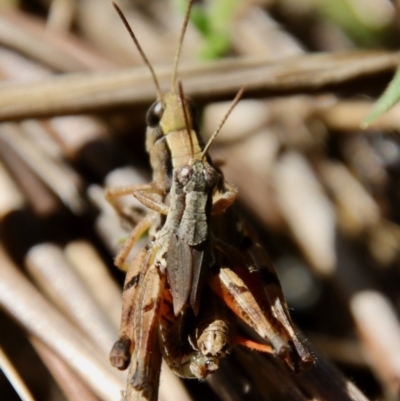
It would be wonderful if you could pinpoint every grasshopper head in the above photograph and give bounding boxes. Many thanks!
[146,92,195,135]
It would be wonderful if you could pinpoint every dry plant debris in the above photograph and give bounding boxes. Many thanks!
[0,1,400,401]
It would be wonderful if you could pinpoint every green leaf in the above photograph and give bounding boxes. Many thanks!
[190,5,211,37]
[362,66,400,128]
[174,0,241,60]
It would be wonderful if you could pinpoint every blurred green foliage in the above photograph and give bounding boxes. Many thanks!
[317,0,394,47]
[174,0,241,59]
[362,67,400,128]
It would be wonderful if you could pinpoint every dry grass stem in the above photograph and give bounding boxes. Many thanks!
[0,347,36,401]
[0,246,124,401]
[30,337,101,401]
[0,50,398,120]
[0,123,85,214]
[25,244,117,354]
[0,10,117,72]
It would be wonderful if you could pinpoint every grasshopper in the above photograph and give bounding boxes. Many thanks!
[107,1,314,400]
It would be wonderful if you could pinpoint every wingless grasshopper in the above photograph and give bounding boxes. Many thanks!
[106,2,314,400]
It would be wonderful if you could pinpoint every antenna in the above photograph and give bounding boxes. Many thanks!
[201,87,245,160]
[171,0,195,93]
[112,2,163,100]
[178,81,194,159]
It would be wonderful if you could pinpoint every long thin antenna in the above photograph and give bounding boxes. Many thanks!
[201,87,245,160]
[112,2,163,100]
[171,0,194,93]
[178,81,194,159]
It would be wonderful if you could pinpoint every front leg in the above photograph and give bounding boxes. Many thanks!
[105,182,168,215]
[212,182,238,215]
[114,213,153,270]
[134,187,169,215]
[105,183,154,212]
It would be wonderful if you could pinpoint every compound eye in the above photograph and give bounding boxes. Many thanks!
[176,165,193,185]
[146,101,164,128]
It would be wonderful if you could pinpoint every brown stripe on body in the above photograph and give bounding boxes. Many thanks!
[109,247,150,370]
[131,263,164,391]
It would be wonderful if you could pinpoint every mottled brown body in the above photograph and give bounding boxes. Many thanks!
[107,2,314,400]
